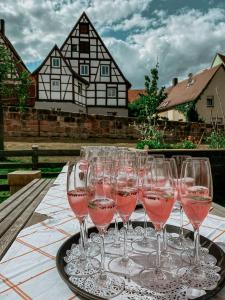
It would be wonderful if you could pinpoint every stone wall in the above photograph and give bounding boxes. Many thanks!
[3,106,136,139]
[3,106,220,141]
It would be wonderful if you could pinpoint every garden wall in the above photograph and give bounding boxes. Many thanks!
[3,106,220,141]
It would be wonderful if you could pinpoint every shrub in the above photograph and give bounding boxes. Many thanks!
[206,131,225,149]
[136,139,196,150]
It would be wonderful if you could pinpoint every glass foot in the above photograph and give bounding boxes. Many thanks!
[181,248,217,267]
[132,237,156,253]
[147,251,182,273]
[84,272,125,298]
[108,256,143,277]
[177,265,221,290]
[64,257,100,277]
[168,233,193,250]
[139,268,178,292]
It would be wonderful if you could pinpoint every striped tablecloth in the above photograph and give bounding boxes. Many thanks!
[0,170,225,300]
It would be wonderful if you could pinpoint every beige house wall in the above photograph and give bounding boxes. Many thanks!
[35,101,86,114]
[158,109,185,121]
[87,107,128,117]
[196,67,225,124]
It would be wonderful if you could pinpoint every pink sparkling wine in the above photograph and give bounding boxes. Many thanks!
[181,186,211,229]
[88,198,115,233]
[116,188,137,223]
[95,179,113,198]
[67,188,88,222]
[142,187,175,231]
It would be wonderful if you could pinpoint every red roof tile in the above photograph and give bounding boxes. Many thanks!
[128,89,145,103]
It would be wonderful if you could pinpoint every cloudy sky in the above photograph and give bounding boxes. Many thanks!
[1,0,225,88]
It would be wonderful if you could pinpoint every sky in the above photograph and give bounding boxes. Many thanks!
[1,0,225,88]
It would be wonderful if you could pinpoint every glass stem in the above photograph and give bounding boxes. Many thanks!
[80,220,86,261]
[179,203,184,238]
[114,217,120,246]
[144,212,147,239]
[194,227,200,266]
[156,230,162,269]
[163,225,167,252]
[123,222,129,262]
[100,233,107,280]
[84,218,88,246]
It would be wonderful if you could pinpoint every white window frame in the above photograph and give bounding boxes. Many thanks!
[51,79,60,91]
[80,64,89,76]
[52,58,60,68]
[107,87,117,98]
[101,65,110,77]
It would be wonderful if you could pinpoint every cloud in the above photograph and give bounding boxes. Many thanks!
[1,1,225,89]
[108,8,225,87]
[113,14,150,31]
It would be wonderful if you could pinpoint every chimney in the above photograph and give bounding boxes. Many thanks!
[0,19,5,36]
[172,77,178,86]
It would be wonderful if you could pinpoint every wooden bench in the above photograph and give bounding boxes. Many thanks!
[0,178,55,261]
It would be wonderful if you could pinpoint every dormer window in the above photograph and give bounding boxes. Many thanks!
[52,58,60,68]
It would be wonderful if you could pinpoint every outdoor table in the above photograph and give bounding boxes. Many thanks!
[0,167,225,300]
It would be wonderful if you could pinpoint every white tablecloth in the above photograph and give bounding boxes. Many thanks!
[0,171,225,300]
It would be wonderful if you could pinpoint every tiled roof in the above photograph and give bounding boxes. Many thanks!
[158,64,222,111]
[128,89,145,103]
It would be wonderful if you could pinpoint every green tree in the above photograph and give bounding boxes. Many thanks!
[15,71,32,112]
[128,64,167,124]
[0,45,31,150]
[175,101,199,122]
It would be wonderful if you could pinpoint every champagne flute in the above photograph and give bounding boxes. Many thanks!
[168,155,192,250]
[109,159,141,276]
[84,161,125,298]
[178,157,220,286]
[139,159,176,288]
[64,161,100,277]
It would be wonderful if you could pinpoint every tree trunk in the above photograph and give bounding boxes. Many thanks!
[0,94,4,151]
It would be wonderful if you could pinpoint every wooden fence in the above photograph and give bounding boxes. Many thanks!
[0,146,80,191]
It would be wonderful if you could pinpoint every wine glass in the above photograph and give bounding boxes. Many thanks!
[109,159,142,276]
[64,161,100,277]
[168,155,192,250]
[139,159,176,288]
[132,155,156,252]
[177,157,220,287]
[84,161,125,298]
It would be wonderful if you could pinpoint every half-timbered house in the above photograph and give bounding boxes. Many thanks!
[33,45,88,113]
[35,12,131,116]
[0,19,36,106]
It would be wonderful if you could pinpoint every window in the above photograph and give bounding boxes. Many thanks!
[80,64,89,76]
[71,44,78,52]
[79,41,90,53]
[101,65,110,77]
[107,87,117,98]
[207,96,214,107]
[52,58,60,68]
[51,80,60,91]
[78,83,82,94]
[79,23,89,34]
